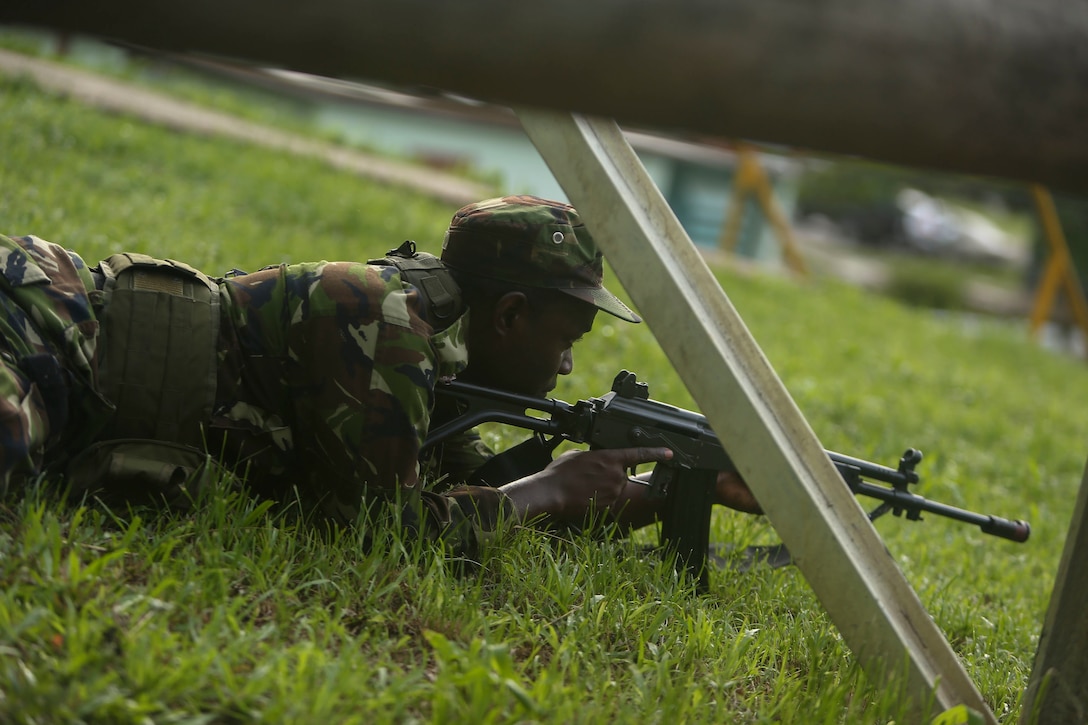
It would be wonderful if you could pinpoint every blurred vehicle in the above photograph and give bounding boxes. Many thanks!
[896,188,1026,265]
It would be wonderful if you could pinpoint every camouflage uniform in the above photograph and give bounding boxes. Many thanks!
[0,194,638,554]
[206,259,511,541]
[0,235,508,552]
[0,234,112,495]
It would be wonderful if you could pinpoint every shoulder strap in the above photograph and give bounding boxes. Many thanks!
[370,240,464,329]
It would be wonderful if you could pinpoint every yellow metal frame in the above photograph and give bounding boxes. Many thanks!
[718,143,807,275]
[1028,184,1088,347]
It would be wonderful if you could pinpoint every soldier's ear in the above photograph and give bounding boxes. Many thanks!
[491,291,531,336]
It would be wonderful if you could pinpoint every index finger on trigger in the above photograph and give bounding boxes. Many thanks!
[624,446,674,467]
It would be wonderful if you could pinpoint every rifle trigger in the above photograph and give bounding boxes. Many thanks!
[647,465,674,499]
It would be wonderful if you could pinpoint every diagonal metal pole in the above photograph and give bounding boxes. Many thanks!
[517,108,995,723]
[1019,456,1088,723]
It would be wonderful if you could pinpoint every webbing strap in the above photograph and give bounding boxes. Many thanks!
[370,241,464,327]
[95,253,220,447]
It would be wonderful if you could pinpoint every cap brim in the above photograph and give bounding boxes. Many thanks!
[560,286,642,323]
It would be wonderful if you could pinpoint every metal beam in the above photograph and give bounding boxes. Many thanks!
[1020,458,1088,724]
[518,108,996,723]
[2,0,1088,192]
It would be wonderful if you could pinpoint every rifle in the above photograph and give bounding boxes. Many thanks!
[423,370,1030,589]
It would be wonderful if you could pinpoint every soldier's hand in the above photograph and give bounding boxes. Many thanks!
[715,470,762,514]
[546,447,674,519]
[499,446,673,522]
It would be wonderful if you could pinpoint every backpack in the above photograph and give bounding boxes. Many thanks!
[65,252,225,507]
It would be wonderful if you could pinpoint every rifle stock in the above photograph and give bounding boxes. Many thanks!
[424,371,1030,588]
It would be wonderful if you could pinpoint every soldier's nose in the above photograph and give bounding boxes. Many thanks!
[558,348,574,376]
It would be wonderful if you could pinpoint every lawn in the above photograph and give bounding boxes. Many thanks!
[2,59,1086,724]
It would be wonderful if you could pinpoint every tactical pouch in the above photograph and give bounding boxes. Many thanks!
[64,438,226,510]
[370,241,463,329]
[93,253,220,447]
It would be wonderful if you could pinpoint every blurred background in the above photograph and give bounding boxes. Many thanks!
[3,26,1087,360]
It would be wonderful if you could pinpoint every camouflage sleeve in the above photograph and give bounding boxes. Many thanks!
[417,484,515,555]
[0,234,111,491]
[421,428,496,490]
[418,379,497,490]
[0,358,50,494]
[218,261,424,520]
[220,260,511,556]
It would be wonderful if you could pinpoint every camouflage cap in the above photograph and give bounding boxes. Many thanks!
[440,195,640,323]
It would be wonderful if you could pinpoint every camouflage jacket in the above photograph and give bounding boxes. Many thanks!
[0,234,512,554]
[0,234,113,492]
[208,259,513,544]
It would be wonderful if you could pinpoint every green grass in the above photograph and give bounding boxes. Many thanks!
[0,27,506,190]
[0,27,354,144]
[3,62,1087,724]
[0,73,453,272]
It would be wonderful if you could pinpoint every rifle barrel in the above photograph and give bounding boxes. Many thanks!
[853,480,1031,542]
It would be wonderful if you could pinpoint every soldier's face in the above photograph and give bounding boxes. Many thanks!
[514,295,597,397]
[465,292,597,398]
